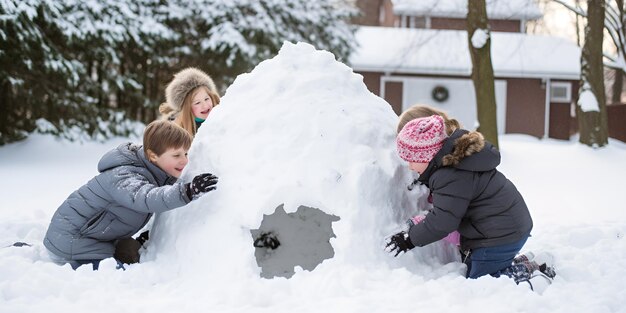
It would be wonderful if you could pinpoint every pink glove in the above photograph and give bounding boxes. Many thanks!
[410,215,460,246]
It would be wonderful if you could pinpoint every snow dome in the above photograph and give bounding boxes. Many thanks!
[144,42,444,282]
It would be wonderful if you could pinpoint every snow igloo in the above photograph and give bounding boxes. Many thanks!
[144,42,436,281]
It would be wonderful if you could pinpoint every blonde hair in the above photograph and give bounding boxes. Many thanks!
[163,85,221,137]
[397,105,461,135]
[143,120,192,156]
[158,103,176,119]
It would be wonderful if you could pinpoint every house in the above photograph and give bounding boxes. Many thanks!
[351,0,582,140]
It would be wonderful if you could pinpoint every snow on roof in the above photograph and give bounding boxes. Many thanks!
[350,26,581,79]
[392,0,543,20]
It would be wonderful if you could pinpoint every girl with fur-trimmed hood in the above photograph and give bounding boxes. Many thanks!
[159,67,221,137]
[385,105,554,289]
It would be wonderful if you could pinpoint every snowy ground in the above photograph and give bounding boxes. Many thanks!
[1,133,625,313]
[1,41,625,312]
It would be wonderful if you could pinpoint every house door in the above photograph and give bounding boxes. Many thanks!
[395,77,507,134]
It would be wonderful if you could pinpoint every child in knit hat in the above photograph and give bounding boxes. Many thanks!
[386,107,555,291]
[399,105,463,246]
[159,67,221,137]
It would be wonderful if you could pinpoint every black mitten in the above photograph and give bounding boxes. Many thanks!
[114,238,141,264]
[135,230,149,245]
[253,232,280,250]
[384,231,415,257]
[186,173,218,199]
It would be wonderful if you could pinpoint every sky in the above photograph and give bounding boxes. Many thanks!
[529,0,617,56]
[531,0,582,43]
[1,42,625,313]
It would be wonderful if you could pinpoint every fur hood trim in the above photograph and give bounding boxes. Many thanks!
[442,131,485,166]
[165,67,217,112]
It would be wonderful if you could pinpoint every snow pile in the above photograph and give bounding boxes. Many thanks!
[145,42,422,281]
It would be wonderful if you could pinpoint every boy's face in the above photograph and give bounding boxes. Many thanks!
[149,147,189,178]
[191,88,214,120]
[408,162,429,175]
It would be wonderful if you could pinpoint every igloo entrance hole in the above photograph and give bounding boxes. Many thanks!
[250,204,340,279]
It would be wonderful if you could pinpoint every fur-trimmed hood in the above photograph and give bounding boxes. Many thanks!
[418,129,500,185]
[164,67,218,113]
[442,130,498,170]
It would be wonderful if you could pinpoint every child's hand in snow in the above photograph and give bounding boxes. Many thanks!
[186,173,218,199]
[384,231,415,257]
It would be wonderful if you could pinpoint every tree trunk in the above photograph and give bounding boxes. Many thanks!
[0,80,12,143]
[612,69,623,104]
[613,0,625,104]
[578,0,608,147]
[576,0,583,46]
[467,0,499,148]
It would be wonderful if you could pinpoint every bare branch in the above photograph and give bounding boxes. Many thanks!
[553,0,588,16]
[603,52,625,72]
[605,18,621,45]
[604,51,618,63]
[605,0,626,65]
[605,3,620,28]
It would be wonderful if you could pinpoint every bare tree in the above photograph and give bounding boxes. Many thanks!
[467,0,499,148]
[611,68,623,103]
[580,0,609,146]
[554,0,616,146]
[605,0,625,102]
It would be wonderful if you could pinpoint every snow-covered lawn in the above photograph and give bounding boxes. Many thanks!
[1,133,624,312]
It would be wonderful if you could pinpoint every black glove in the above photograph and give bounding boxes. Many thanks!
[114,238,141,264]
[385,231,415,257]
[186,173,218,199]
[135,230,149,245]
[253,232,280,250]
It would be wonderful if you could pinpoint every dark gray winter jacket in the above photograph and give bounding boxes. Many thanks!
[44,143,190,261]
[408,129,533,251]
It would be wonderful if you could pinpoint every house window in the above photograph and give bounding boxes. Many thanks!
[550,82,572,103]
[409,16,427,28]
[399,15,427,28]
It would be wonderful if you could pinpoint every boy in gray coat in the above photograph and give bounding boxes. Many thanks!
[44,120,217,270]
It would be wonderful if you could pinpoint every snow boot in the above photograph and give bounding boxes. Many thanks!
[525,272,553,294]
[514,251,556,278]
[513,251,536,264]
[533,252,556,278]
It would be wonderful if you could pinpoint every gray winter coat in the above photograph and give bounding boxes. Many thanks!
[408,129,533,252]
[44,143,190,261]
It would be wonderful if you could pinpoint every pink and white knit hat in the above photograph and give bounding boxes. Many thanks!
[397,115,448,163]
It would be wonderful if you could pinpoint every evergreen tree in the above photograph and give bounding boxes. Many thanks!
[162,0,356,89]
[0,0,148,144]
[0,0,357,145]
[0,1,85,144]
